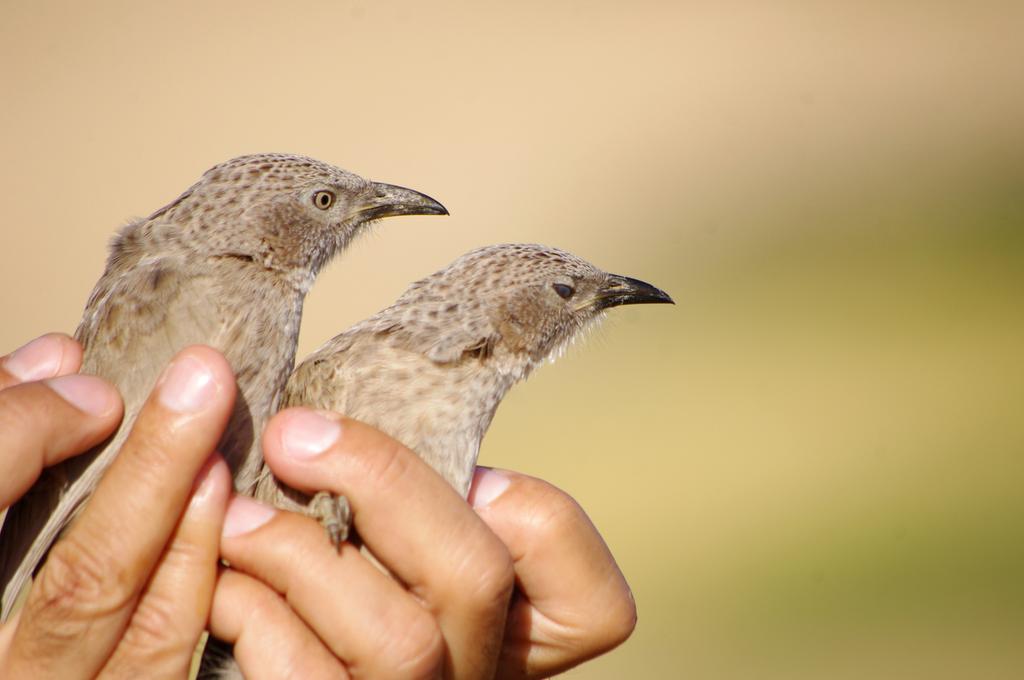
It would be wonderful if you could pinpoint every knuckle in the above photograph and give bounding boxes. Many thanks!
[352,435,414,490]
[0,385,47,448]
[245,580,288,622]
[462,542,515,613]
[122,591,190,651]
[426,519,514,620]
[593,587,638,652]
[123,415,180,470]
[545,585,637,662]
[526,479,587,540]
[31,533,133,623]
[107,595,195,675]
[387,609,444,679]
[0,385,37,423]
[161,525,210,569]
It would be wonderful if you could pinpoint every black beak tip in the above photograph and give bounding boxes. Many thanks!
[642,287,674,305]
[599,274,675,309]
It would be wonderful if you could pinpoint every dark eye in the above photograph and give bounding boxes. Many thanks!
[312,190,335,210]
[552,283,574,299]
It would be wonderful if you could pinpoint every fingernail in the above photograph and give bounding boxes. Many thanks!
[469,467,511,509]
[280,409,342,459]
[189,454,229,508]
[4,334,65,382]
[158,354,218,413]
[46,375,119,417]
[222,496,276,537]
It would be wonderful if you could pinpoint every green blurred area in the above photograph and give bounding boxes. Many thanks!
[485,176,1024,677]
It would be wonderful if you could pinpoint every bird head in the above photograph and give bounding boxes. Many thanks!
[366,244,672,378]
[146,153,447,280]
[469,244,673,365]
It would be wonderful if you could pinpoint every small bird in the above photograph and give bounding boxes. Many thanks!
[0,153,447,620]
[200,243,672,679]
[256,243,673,543]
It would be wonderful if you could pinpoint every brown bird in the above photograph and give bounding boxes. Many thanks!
[256,243,673,544]
[200,243,672,680]
[0,153,447,619]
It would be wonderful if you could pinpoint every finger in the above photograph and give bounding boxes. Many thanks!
[468,468,637,679]
[263,408,513,679]
[0,375,122,509]
[216,496,442,679]
[99,454,231,679]
[0,605,23,660]
[0,333,82,390]
[7,346,236,680]
[209,568,348,680]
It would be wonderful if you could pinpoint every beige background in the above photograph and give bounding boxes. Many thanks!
[2,1,1023,677]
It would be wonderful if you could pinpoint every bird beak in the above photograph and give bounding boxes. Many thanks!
[592,273,674,310]
[356,182,449,220]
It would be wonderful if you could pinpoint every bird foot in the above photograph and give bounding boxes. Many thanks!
[310,491,351,550]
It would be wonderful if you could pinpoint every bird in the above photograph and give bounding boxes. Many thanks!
[255,243,673,544]
[200,243,672,680]
[0,153,447,620]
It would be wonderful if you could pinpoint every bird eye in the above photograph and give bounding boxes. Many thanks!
[552,283,575,299]
[312,190,335,210]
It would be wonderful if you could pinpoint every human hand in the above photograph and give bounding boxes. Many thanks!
[0,337,234,679]
[467,466,637,678]
[210,408,635,679]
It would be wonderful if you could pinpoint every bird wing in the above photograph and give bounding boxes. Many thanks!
[252,348,348,510]
[354,296,502,365]
[278,345,347,412]
[0,254,226,620]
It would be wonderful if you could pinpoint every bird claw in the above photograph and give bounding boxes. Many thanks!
[310,491,351,550]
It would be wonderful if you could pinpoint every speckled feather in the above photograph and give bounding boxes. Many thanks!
[0,153,445,620]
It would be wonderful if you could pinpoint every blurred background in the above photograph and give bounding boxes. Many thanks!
[2,1,1022,677]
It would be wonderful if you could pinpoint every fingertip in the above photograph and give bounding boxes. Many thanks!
[46,374,122,418]
[181,345,235,379]
[222,496,277,539]
[189,453,232,510]
[51,334,84,377]
[278,408,343,460]
[3,333,82,383]
[259,408,292,470]
[155,346,236,414]
[262,407,345,473]
[469,467,512,509]
[175,345,237,392]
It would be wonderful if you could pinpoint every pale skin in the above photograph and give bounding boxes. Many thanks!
[0,334,635,678]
